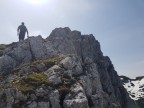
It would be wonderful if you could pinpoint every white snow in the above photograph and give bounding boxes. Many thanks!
[123,78,144,100]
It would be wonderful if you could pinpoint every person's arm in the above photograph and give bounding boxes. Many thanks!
[17,26,20,36]
[26,28,29,37]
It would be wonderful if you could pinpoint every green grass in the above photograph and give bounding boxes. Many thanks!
[10,71,75,94]
[24,72,48,86]
[11,72,50,94]
[0,44,6,50]
[0,86,4,91]
[0,44,6,57]
[32,56,64,68]
[13,56,65,73]
[11,82,34,94]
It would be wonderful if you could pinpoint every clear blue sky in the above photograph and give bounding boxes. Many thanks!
[0,0,144,78]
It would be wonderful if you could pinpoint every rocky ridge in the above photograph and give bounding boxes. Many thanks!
[0,27,139,108]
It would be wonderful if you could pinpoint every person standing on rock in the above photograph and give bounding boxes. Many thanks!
[17,22,29,42]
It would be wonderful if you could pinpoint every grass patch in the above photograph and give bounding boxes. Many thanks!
[0,86,4,91]
[0,44,6,50]
[13,56,65,74]
[0,44,6,57]
[11,82,34,94]
[23,72,48,86]
[11,72,50,94]
[33,56,65,68]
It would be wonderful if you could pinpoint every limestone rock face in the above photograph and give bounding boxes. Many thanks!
[63,83,89,108]
[49,90,61,108]
[0,27,139,108]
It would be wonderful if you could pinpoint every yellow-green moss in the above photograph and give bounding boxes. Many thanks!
[33,56,65,68]
[0,44,6,50]
[0,86,4,91]
[0,44,6,56]
[11,72,50,94]
[13,56,65,73]
[24,72,48,86]
[11,82,34,94]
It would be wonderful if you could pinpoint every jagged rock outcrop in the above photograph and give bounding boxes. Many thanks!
[0,27,139,108]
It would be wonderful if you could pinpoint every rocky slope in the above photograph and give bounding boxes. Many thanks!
[0,27,139,108]
[120,76,144,108]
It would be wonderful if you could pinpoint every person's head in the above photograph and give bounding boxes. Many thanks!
[21,22,24,25]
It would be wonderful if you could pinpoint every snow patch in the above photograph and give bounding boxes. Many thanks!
[123,77,144,100]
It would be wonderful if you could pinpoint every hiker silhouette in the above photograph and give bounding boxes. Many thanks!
[17,22,29,42]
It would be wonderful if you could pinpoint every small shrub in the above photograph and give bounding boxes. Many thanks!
[58,87,71,95]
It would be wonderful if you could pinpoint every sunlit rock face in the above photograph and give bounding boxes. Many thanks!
[0,27,139,108]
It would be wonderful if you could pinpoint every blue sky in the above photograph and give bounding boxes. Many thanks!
[0,0,144,78]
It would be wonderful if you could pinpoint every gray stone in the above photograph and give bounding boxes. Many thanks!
[0,55,17,75]
[49,90,60,108]
[35,88,48,97]
[27,101,37,108]
[37,102,50,108]
[48,74,62,85]
[64,83,89,108]
[60,56,83,76]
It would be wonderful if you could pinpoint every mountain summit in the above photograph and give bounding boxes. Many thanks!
[0,27,139,108]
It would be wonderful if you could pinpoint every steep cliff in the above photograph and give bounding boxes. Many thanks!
[0,27,139,108]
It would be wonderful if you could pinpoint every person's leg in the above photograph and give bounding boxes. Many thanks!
[19,32,25,42]
[21,32,25,41]
[19,34,22,42]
